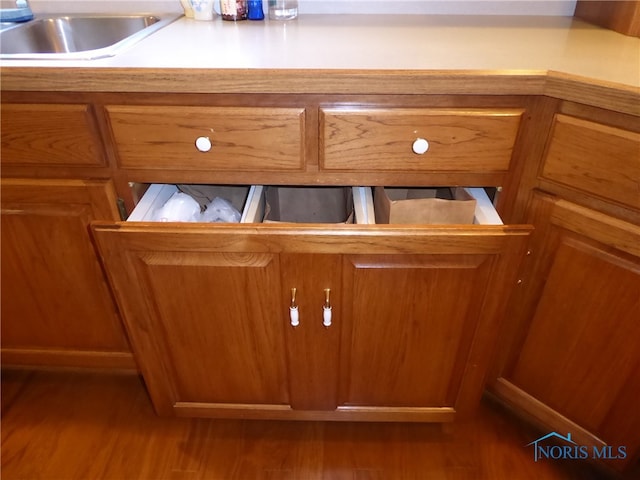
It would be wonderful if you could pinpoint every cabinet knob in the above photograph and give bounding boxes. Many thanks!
[412,138,430,155]
[195,136,212,152]
[323,288,332,327]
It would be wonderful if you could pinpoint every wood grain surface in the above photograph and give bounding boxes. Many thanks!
[1,369,628,480]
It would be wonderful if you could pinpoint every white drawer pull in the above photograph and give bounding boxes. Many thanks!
[412,138,429,155]
[290,306,300,327]
[195,136,212,152]
[323,288,332,327]
[290,288,300,327]
[323,306,332,327]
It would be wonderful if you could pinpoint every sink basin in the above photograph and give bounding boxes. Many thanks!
[0,14,181,60]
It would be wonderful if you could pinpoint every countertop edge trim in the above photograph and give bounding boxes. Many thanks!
[544,70,640,116]
[0,67,547,95]
[1,67,638,114]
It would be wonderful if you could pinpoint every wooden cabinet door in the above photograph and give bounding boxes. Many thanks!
[339,239,527,422]
[92,224,291,417]
[93,223,530,420]
[492,193,640,471]
[0,179,133,369]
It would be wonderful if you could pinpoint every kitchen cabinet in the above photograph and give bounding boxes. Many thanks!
[87,94,534,421]
[490,104,640,472]
[0,178,133,368]
[1,10,638,470]
[93,215,529,421]
[0,102,135,369]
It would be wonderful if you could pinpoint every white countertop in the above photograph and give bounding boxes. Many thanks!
[2,14,639,88]
[1,14,639,116]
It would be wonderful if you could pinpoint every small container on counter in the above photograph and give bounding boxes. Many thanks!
[248,0,264,20]
[188,0,216,20]
[220,0,248,21]
[268,0,298,20]
[180,0,194,18]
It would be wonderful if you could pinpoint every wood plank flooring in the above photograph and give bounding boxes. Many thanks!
[0,369,628,479]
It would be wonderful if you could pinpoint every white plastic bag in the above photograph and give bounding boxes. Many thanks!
[152,192,201,222]
[201,197,241,223]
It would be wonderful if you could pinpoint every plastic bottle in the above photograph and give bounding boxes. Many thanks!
[248,0,265,20]
[268,0,298,20]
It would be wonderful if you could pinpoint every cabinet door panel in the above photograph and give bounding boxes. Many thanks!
[340,254,493,408]
[510,239,640,432]
[493,193,640,471]
[93,226,291,415]
[134,251,288,405]
[504,198,640,447]
[1,179,131,368]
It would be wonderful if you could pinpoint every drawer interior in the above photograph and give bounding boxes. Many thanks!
[128,184,502,226]
[354,186,502,226]
[128,184,358,224]
[263,186,354,224]
[128,184,265,223]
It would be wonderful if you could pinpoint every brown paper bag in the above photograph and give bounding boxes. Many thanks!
[374,187,476,224]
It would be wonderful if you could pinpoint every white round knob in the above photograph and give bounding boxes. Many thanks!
[195,136,212,152]
[412,138,429,155]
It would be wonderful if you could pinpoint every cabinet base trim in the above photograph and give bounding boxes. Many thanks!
[1,348,137,371]
[336,405,456,423]
[174,402,456,422]
[490,377,606,448]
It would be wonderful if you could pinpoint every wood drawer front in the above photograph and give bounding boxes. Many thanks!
[106,106,305,171]
[320,108,524,172]
[541,114,640,210]
[0,104,106,167]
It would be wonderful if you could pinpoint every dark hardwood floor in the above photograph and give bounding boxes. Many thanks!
[0,368,628,479]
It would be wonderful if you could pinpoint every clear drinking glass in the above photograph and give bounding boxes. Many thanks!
[268,0,298,20]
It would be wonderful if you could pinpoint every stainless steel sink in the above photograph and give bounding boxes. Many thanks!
[0,14,181,60]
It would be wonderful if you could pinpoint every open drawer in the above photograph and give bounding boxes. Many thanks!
[127,184,365,225]
[127,184,266,223]
[352,186,503,225]
[127,184,502,226]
